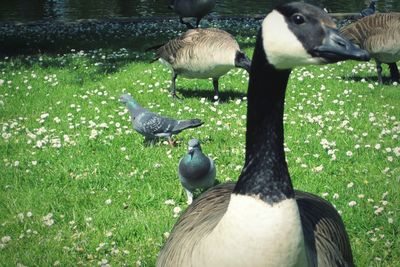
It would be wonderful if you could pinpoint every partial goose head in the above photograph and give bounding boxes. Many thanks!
[157,2,369,267]
[149,28,251,100]
[260,2,369,70]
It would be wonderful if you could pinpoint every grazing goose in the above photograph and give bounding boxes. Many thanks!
[148,28,251,100]
[120,94,203,145]
[157,2,370,266]
[168,0,216,29]
[360,0,377,17]
[340,13,400,83]
[178,138,216,204]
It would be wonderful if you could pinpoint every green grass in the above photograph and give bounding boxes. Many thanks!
[0,43,399,266]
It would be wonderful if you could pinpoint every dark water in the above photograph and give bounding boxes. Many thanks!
[1,0,400,22]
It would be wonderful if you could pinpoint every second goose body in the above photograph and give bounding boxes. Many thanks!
[150,28,251,100]
[157,2,370,266]
[340,13,400,83]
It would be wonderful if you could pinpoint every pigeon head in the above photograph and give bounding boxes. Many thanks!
[188,139,201,150]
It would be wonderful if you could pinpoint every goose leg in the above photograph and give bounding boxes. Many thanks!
[212,78,219,101]
[376,62,383,84]
[388,63,399,83]
[170,71,180,99]
[179,17,194,29]
[195,17,202,28]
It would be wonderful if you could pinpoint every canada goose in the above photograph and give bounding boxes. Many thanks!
[178,138,216,204]
[360,0,377,17]
[340,13,400,83]
[157,2,369,266]
[120,94,203,145]
[149,28,251,100]
[168,0,216,29]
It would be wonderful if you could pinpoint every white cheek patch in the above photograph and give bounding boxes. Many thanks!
[262,11,321,69]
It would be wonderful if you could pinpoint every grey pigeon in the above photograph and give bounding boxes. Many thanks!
[361,0,377,17]
[178,139,216,204]
[120,94,203,144]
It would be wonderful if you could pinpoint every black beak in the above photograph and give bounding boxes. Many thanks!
[235,51,252,73]
[189,149,194,159]
[312,27,370,62]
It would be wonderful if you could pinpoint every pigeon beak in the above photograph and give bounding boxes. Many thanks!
[188,147,195,159]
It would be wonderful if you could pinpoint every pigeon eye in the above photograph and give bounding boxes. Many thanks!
[292,14,305,24]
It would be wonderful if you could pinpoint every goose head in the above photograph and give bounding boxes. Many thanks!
[234,51,252,73]
[260,2,370,70]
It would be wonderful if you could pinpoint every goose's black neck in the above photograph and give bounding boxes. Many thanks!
[233,31,294,204]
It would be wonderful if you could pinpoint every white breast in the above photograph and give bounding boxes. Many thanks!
[191,195,309,267]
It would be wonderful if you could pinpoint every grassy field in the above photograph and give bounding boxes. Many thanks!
[0,36,399,266]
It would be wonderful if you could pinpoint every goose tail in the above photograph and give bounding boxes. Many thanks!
[145,43,165,52]
[145,44,165,63]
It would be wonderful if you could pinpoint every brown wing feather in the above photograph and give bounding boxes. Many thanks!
[296,191,354,267]
[157,182,233,266]
[340,13,400,46]
[155,28,237,65]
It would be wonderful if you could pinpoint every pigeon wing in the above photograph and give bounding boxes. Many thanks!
[135,112,178,137]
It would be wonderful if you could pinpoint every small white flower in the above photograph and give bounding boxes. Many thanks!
[105,199,112,205]
[105,231,113,237]
[312,165,324,173]
[42,213,54,227]
[1,236,11,243]
[163,232,170,239]
[347,182,354,188]
[333,193,339,199]
[348,201,357,207]
[164,199,175,206]
[346,151,353,157]
[40,113,49,119]
[374,207,384,215]
[154,163,161,168]
[17,213,24,221]
[173,206,182,217]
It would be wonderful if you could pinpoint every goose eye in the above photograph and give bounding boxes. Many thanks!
[292,14,305,24]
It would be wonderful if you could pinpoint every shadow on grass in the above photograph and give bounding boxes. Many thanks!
[177,87,246,102]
